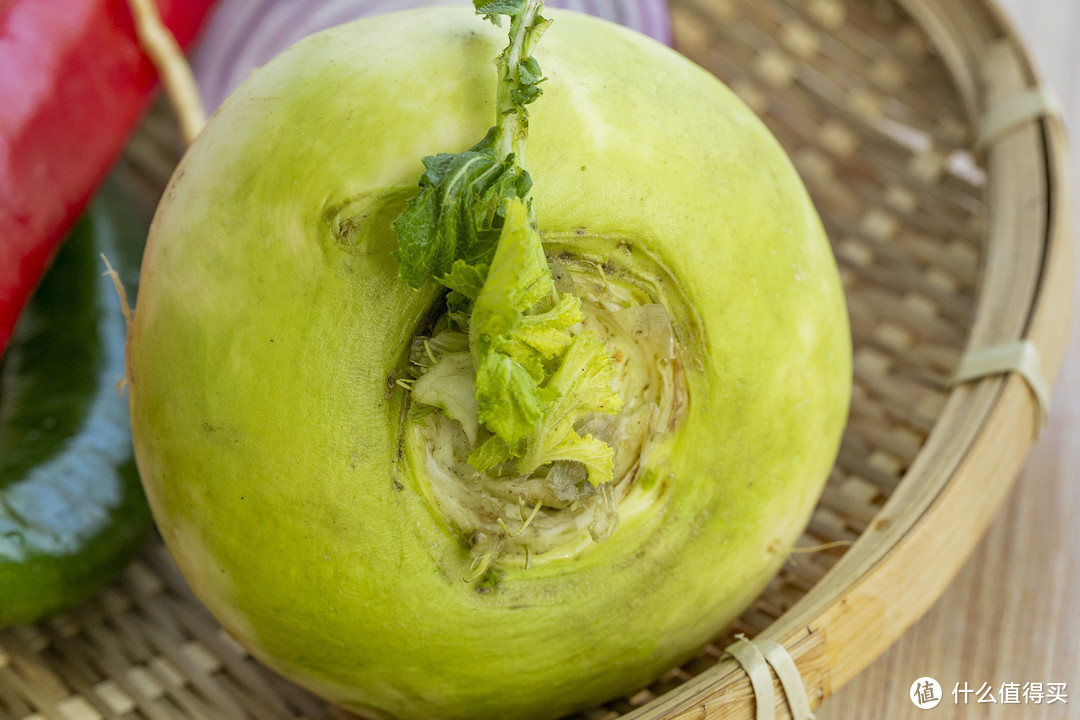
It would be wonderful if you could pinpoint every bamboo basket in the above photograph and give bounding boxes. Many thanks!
[0,0,1071,718]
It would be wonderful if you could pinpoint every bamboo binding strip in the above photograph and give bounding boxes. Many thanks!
[951,340,1051,433]
[724,637,816,720]
[0,0,1070,719]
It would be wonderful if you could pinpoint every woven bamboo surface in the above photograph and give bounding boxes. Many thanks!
[0,0,1070,718]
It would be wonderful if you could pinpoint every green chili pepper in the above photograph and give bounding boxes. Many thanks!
[0,180,152,627]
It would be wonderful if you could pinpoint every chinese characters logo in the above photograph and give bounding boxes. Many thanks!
[911,677,943,709]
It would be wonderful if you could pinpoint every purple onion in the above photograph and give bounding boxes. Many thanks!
[190,0,671,113]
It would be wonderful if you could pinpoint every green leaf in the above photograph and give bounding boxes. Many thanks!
[474,351,551,445]
[545,332,622,417]
[518,56,542,86]
[530,428,614,488]
[518,333,623,486]
[393,137,525,288]
[441,261,489,303]
[393,1,546,291]
[475,0,527,16]
[411,353,480,444]
[396,0,624,490]
[491,293,581,367]
[467,435,509,472]
[469,199,560,445]
[491,2,549,161]
[471,199,550,335]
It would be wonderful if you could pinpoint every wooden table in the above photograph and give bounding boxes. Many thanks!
[819,1,1080,716]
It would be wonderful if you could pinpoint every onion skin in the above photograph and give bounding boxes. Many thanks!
[129,8,851,720]
[189,0,671,114]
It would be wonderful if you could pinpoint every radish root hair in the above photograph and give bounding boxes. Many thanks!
[101,253,134,396]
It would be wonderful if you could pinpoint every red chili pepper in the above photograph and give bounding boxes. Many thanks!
[0,0,215,354]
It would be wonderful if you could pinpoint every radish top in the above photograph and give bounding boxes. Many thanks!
[393,0,623,493]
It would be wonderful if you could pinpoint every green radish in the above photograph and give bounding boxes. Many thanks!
[128,4,851,719]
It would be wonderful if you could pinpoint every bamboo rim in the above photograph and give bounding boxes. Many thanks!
[628,0,1072,716]
[0,0,1070,718]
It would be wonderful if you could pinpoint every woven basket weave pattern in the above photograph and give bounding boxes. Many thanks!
[3,0,1054,718]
